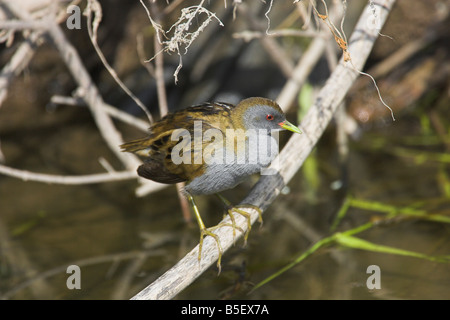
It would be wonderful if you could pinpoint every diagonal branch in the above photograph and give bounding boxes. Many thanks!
[130,0,397,300]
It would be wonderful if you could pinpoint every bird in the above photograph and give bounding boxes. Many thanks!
[121,97,301,272]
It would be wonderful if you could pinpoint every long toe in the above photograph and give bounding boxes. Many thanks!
[199,227,224,274]
[236,204,263,225]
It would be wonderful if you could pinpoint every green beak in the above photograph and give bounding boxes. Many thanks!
[279,120,302,134]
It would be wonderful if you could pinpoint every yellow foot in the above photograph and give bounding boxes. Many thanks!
[198,225,224,274]
[187,194,226,274]
[222,210,245,241]
[229,204,263,246]
[190,193,263,275]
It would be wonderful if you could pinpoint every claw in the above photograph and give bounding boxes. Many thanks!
[231,205,263,245]
[198,226,223,274]
[216,194,263,245]
[224,210,245,240]
[186,193,262,275]
[187,193,224,274]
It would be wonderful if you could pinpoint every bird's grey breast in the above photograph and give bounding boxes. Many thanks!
[185,130,279,195]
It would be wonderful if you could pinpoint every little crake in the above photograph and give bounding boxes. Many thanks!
[121,97,301,272]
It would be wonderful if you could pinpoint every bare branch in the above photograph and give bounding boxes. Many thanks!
[232,29,323,41]
[50,95,150,132]
[0,164,137,185]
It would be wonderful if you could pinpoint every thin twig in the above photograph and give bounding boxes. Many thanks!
[50,95,149,132]
[136,33,156,78]
[277,3,344,111]
[85,0,154,124]
[237,4,295,78]
[152,13,169,117]
[0,19,48,29]
[233,29,323,41]
[0,164,138,184]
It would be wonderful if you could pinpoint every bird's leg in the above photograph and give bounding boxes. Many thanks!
[216,194,263,246]
[187,194,223,273]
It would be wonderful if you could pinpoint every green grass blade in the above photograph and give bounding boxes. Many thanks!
[330,195,352,231]
[349,198,450,223]
[249,236,335,293]
[334,233,450,263]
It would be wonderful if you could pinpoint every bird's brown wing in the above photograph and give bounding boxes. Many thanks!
[137,159,186,184]
[121,102,235,184]
[121,129,195,184]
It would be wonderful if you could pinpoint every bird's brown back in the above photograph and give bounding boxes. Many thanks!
[121,102,236,184]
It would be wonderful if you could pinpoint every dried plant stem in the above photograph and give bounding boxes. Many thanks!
[85,0,153,124]
[0,19,48,30]
[131,0,397,300]
[0,164,138,185]
[233,29,323,40]
[237,4,295,78]
[277,3,344,111]
[149,4,192,224]
[50,95,149,132]
[153,34,169,117]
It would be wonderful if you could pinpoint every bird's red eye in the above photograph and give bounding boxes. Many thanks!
[266,114,274,121]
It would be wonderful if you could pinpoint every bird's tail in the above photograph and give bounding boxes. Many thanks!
[120,137,151,153]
